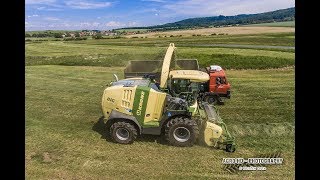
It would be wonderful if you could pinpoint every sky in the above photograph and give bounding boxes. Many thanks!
[25,0,295,31]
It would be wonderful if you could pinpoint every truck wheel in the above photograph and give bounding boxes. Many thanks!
[165,117,199,147]
[110,121,137,144]
[204,95,217,105]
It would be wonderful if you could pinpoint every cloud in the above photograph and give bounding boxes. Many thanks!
[140,8,159,13]
[36,6,63,11]
[44,17,60,21]
[26,0,56,4]
[163,0,295,16]
[27,14,39,18]
[141,0,166,3]
[78,22,101,27]
[65,1,112,9]
[106,21,124,27]
[36,6,46,10]
[127,22,138,26]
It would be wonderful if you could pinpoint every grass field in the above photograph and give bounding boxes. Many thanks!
[26,33,295,68]
[115,28,150,32]
[26,30,295,179]
[245,21,295,27]
[125,26,294,38]
[26,65,294,179]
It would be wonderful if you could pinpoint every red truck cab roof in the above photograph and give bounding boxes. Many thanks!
[209,69,226,76]
[206,66,226,77]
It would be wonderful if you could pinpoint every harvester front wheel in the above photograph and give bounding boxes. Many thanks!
[165,117,199,147]
[110,121,137,144]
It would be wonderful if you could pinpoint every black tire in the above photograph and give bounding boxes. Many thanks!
[165,117,199,147]
[110,121,137,144]
[204,95,217,105]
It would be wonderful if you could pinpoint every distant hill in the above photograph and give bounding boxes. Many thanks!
[118,7,294,31]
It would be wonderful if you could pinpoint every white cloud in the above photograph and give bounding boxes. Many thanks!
[141,0,166,3]
[127,22,138,26]
[27,14,39,18]
[92,22,101,26]
[106,21,124,27]
[36,6,46,10]
[36,6,62,11]
[47,8,63,11]
[77,22,101,27]
[163,0,295,16]
[140,8,159,13]
[44,17,60,21]
[65,1,112,9]
[26,0,56,4]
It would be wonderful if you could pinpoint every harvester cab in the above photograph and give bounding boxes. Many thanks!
[101,43,236,152]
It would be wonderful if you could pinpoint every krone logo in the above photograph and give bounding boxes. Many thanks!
[136,91,145,116]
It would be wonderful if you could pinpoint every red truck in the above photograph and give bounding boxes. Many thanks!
[199,65,231,105]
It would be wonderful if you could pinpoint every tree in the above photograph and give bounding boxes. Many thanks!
[25,33,31,37]
[93,33,103,39]
[75,32,80,37]
[53,33,63,38]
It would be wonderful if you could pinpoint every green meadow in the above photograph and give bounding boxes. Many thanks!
[26,32,295,179]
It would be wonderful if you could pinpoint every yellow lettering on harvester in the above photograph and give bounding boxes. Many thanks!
[136,91,145,116]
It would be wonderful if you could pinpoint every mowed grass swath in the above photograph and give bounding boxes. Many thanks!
[244,21,295,27]
[25,33,294,69]
[25,32,295,179]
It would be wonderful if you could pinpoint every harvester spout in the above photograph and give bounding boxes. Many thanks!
[160,43,176,89]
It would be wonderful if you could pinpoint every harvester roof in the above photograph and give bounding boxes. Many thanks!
[169,70,209,82]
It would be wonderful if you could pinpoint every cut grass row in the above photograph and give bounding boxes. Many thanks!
[25,53,294,69]
[244,21,295,27]
[73,32,295,47]
[26,32,295,47]
[26,42,294,69]
[26,65,294,179]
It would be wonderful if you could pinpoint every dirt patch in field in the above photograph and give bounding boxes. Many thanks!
[125,26,295,38]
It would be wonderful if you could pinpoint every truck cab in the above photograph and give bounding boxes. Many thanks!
[199,65,231,105]
[207,65,231,98]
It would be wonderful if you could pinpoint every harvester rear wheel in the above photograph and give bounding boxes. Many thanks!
[110,121,137,144]
[165,117,199,147]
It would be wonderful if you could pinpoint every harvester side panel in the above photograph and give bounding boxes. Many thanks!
[143,89,167,127]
